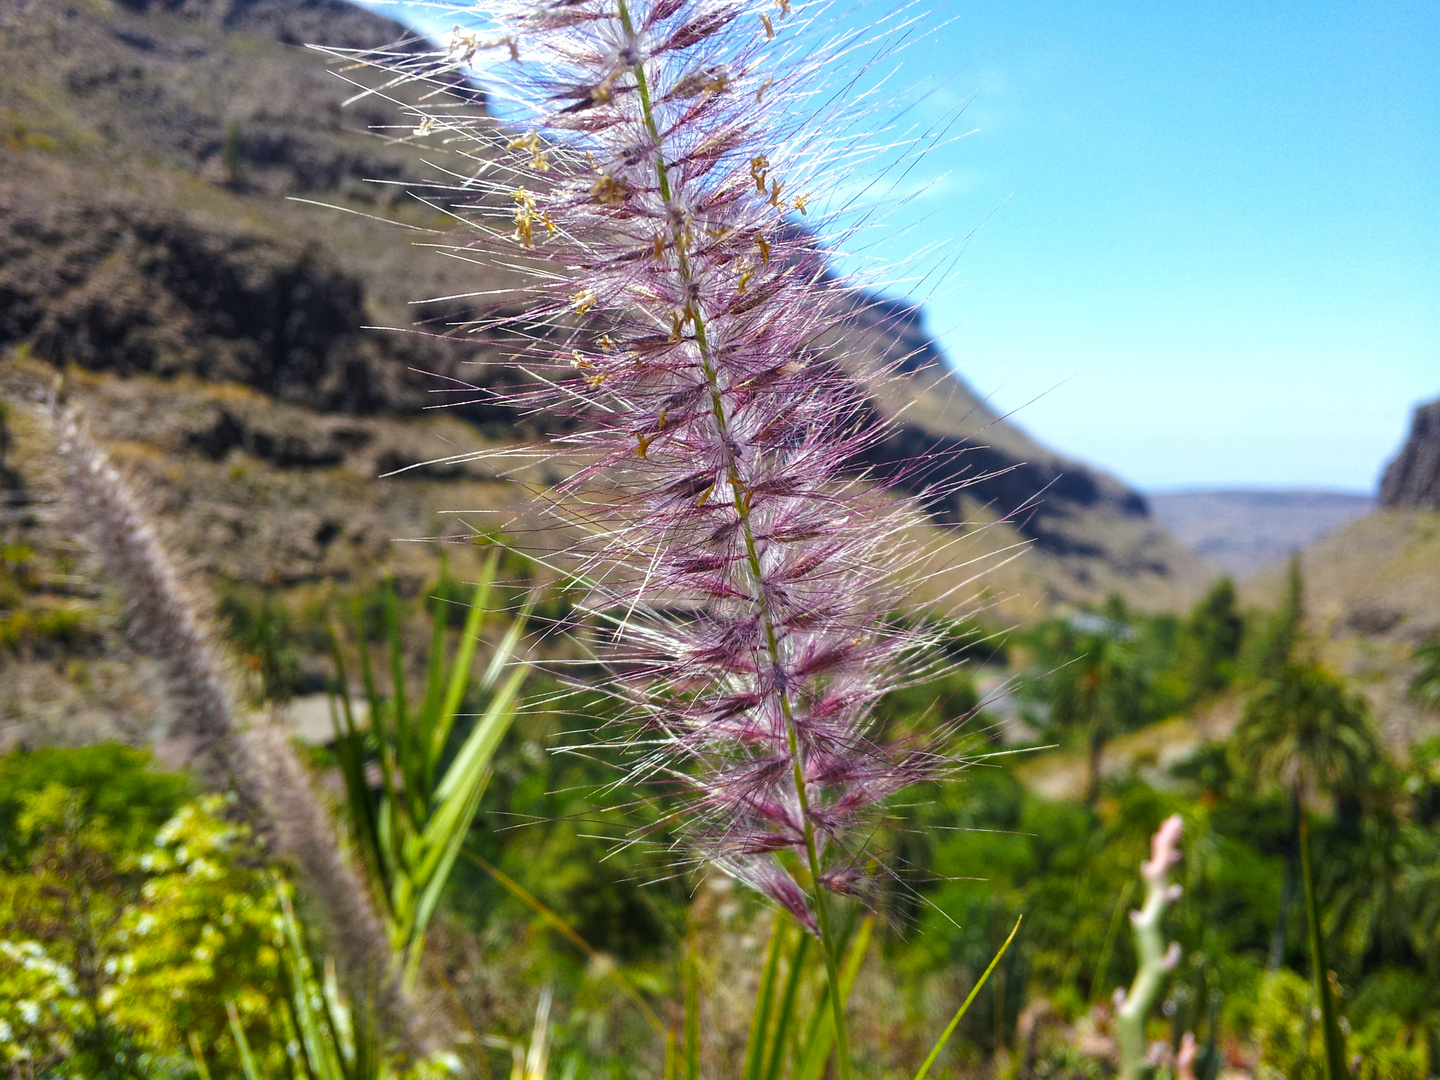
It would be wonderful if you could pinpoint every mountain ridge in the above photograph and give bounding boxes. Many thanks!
[0,0,1208,745]
[1380,396,1440,510]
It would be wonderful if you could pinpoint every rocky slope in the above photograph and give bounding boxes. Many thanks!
[0,0,1207,747]
[1380,396,1440,509]
[1242,509,1440,747]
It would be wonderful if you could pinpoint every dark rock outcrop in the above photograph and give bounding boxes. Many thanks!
[1380,397,1440,509]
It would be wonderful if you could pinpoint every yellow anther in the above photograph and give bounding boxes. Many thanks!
[737,263,755,293]
[636,431,654,458]
[511,188,545,247]
[791,193,809,216]
[653,234,666,260]
[760,13,775,39]
[573,289,598,315]
[598,334,615,352]
[590,73,617,105]
[768,179,786,207]
[775,0,790,13]
[756,234,771,265]
[572,352,608,388]
[507,130,550,172]
[415,116,437,137]
[750,155,770,193]
[591,174,630,205]
[755,77,773,104]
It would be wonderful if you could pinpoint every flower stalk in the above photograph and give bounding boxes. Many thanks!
[611,2,855,1063]
[46,401,431,1059]
[335,3,975,1071]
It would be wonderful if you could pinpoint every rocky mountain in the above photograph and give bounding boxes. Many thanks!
[0,0,1207,746]
[1147,489,1375,578]
[1380,396,1440,509]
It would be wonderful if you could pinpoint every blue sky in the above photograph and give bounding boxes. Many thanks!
[361,0,1439,493]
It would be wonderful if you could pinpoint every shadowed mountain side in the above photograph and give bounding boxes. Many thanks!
[1381,396,1440,509]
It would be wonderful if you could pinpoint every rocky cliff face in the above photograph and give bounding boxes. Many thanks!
[0,0,1208,744]
[1380,397,1440,510]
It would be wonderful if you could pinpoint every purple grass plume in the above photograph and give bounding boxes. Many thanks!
[333,0,981,933]
[48,402,435,1058]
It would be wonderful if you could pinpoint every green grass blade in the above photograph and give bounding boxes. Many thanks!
[912,916,1023,1080]
[741,919,788,1080]
[329,633,386,893]
[433,666,527,807]
[1300,817,1351,1080]
[478,590,532,694]
[225,1001,262,1080]
[189,1031,214,1080]
[351,599,400,827]
[795,915,872,1080]
[430,559,501,779]
[402,666,526,973]
[684,938,701,1080]
[1093,880,1133,1004]
[417,576,452,772]
[382,581,421,817]
[760,926,811,1080]
[403,775,486,986]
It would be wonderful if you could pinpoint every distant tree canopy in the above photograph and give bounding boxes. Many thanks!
[1235,660,1381,812]
[1181,576,1245,700]
[1259,554,1305,679]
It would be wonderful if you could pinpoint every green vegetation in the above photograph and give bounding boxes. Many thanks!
[2,567,1437,1077]
[1409,634,1440,711]
[329,555,529,988]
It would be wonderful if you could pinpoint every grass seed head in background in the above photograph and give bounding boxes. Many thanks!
[331,0,982,934]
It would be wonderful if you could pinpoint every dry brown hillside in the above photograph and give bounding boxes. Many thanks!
[1243,510,1440,747]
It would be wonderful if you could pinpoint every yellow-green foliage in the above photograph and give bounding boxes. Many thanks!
[0,605,98,653]
[1253,970,1430,1080]
[0,747,291,1076]
[105,801,290,1063]
[1253,969,1327,1080]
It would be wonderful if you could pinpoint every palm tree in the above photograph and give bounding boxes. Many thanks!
[1408,635,1440,711]
[1326,793,1422,972]
[1234,661,1380,969]
[1050,625,1144,807]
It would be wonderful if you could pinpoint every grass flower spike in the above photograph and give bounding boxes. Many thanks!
[340,4,972,1069]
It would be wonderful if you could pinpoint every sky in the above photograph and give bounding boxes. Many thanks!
[360,0,1439,493]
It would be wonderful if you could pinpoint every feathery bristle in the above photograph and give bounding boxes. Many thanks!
[330,0,985,926]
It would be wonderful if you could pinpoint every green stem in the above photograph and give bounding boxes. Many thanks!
[1300,815,1350,1080]
[612,6,852,1077]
